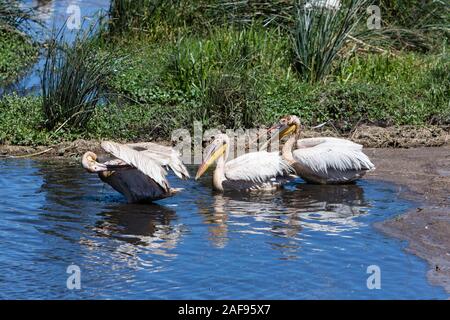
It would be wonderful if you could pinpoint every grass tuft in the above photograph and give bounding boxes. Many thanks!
[41,24,122,131]
[292,0,369,83]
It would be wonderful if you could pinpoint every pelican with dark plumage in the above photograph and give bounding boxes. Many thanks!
[82,141,189,203]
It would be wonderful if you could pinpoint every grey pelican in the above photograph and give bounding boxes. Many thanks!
[267,115,375,184]
[82,141,189,203]
[195,134,292,192]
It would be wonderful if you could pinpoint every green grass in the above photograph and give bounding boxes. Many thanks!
[41,26,121,131]
[0,94,179,145]
[1,48,448,145]
[0,2,449,146]
[0,95,49,145]
[0,27,38,86]
[292,0,368,83]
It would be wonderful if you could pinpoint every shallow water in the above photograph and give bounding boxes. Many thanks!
[0,158,446,299]
[1,0,110,96]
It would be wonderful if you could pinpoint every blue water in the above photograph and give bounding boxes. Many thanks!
[1,0,110,96]
[0,159,446,299]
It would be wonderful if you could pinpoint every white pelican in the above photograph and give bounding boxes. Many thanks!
[195,134,292,192]
[82,141,189,203]
[267,115,375,184]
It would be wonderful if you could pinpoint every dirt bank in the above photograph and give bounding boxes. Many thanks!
[0,125,449,158]
[366,146,450,294]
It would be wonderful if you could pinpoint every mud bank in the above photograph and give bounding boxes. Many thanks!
[0,125,449,158]
[366,147,450,294]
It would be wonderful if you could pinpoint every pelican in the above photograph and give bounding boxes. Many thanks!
[266,115,375,184]
[195,134,292,192]
[82,141,189,203]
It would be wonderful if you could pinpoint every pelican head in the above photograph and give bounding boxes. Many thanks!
[81,151,107,173]
[195,134,229,180]
[266,115,301,145]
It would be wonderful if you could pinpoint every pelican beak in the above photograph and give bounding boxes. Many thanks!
[267,123,297,144]
[195,143,227,180]
[82,152,108,173]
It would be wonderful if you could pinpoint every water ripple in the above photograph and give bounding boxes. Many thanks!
[0,159,446,299]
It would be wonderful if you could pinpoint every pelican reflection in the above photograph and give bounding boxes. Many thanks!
[89,204,182,262]
[197,182,369,249]
[280,183,369,233]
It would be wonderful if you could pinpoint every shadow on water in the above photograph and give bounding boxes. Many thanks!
[93,203,181,256]
[0,159,447,299]
[196,181,368,249]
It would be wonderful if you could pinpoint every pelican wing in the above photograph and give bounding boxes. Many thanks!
[101,141,169,192]
[224,151,292,183]
[292,140,375,175]
[297,137,362,150]
[127,142,190,179]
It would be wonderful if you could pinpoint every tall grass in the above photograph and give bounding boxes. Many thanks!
[169,25,288,128]
[292,0,368,83]
[107,0,209,39]
[353,1,450,53]
[108,0,163,36]
[207,0,295,27]
[378,0,449,29]
[42,26,120,131]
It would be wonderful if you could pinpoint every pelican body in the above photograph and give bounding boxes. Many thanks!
[82,141,189,203]
[268,115,375,184]
[195,134,292,192]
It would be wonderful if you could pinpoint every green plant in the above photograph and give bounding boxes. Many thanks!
[378,0,449,29]
[169,25,289,128]
[41,25,121,131]
[0,94,50,145]
[107,0,209,40]
[292,0,369,83]
[206,0,295,27]
[352,1,450,53]
[0,26,38,86]
[108,0,163,36]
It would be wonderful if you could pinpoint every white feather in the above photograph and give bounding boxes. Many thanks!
[297,137,362,150]
[292,138,375,175]
[101,141,169,192]
[225,151,292,183]
[127,142,190,179]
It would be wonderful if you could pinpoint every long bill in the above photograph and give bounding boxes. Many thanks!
[260,123,298,151]
[195,143,227,180]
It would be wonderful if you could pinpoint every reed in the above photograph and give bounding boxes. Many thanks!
[41,25,120,131]
[291,0,368,83]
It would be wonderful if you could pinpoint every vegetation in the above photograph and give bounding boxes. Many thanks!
[0,0,38,32]
[292,0,368,83]
[41,27,120,131]
[0,0,449,146]
[0,0,39,86]
[0,27,38,86]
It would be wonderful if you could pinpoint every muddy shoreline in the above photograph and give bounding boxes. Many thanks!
[0,124,449,158]
[366,147,450,294]
[0,127,449,295]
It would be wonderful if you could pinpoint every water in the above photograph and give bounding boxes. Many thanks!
[1,0,110,96]
[0,158,446,299]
